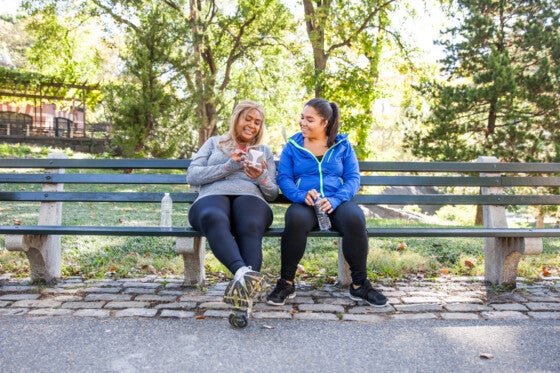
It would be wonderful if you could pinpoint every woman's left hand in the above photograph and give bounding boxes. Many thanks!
[318,198,334,214]
[244,162,263,179]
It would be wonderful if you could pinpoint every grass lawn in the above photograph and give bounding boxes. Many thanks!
[1,196,559,287]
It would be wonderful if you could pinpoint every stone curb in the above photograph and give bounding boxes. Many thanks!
[0,275,558,323]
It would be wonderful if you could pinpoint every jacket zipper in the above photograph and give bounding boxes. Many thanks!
[288,138,343,197]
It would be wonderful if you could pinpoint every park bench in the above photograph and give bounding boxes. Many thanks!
[1,153,559,288]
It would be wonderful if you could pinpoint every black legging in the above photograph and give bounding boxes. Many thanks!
[280,201,368,285]
[188,195,273,274]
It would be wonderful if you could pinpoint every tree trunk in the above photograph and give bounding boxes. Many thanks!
[535,214,545,228]
[475,205,484,225]
[303,0,328,98]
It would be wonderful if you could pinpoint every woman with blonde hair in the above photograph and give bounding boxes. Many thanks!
[187,100,278,309]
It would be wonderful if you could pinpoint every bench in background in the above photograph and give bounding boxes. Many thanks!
[1,153,559,287]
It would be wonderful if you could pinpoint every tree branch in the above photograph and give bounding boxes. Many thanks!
[326,0,396,54]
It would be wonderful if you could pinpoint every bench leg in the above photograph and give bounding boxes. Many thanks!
[179,237,206,286]
[14,151,66,284]
[12,234,61,285]
[337,238,352,286]
[478,156,544,288]
[485,236,543,287]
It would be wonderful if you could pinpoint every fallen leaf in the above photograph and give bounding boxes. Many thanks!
[296,264,305,274]
[441,268,450,275]
[13,218,22,225]
[479,353,494,359]
[109,265,117,272]
[464,260,475,268]
[542,266,551,276]
[397,242,407,250]
[195,315,205,320]
[148,265,157,274]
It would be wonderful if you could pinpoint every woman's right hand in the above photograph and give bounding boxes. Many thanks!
[305,189,320,206]
[230,149,245,164]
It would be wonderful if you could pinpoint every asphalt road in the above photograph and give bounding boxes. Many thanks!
[1,316,559,373]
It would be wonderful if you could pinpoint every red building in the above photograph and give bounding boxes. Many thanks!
[0,102,85,138]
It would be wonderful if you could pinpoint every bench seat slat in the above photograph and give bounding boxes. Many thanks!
[1,225,559,238]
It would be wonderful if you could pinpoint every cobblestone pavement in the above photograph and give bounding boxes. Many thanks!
[1,274,559,322]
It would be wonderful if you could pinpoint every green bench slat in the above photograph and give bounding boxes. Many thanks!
[3,174,560,188]
[357,161,560,173]
[1,225,559,238]
[0,225,201,236]
[353,194,560,205]
[2,159,560,173]
[0,173,188,184]
[0,192,198,203]
[2,192,559,205]
[0,158,190,169]
[360,175,560,187]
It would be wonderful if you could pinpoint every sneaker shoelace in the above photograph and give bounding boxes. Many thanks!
[359,281,373,298]
[234,266,252,285]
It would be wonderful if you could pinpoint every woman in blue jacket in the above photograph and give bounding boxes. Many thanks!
[266,98,387,307]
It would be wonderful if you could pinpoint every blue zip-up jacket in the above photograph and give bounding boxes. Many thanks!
[277,132,360,210]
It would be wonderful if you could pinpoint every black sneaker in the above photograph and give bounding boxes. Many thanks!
[349,280,388,307]
[266,278,296,306]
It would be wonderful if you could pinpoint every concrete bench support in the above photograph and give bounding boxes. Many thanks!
[176,237,206,286]
[168,186,206,287]
[478,156,543,287]
[337,240,351,286]
[6,152,66,284]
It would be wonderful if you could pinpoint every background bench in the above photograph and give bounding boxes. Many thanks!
[1,153,559,287]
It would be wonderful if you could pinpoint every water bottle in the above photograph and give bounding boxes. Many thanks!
[314,196,331,231]
[160,193,173,228]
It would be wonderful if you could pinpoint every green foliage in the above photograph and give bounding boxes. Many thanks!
[0,15,30,69]
[302,0,397,159]
[404,0,560,163]
[102,5,181,158]
[22,1,107,84]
